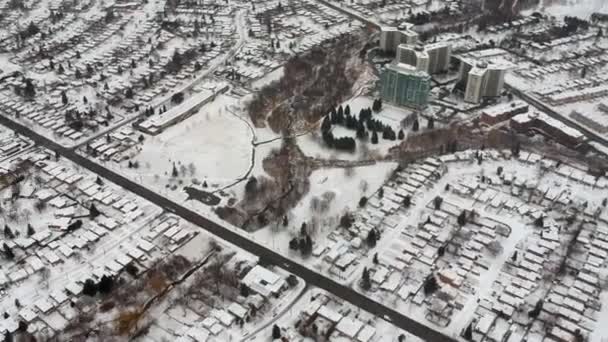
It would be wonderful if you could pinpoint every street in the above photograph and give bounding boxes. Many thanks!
[0,112,459,342]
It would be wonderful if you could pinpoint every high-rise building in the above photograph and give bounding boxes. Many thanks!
[380,27,419,53]
[464,63,487,104]
[424,42,452,74]
[460,58,509,103]
[395,42,451,75]
[380,63,431,109]
[484,65,508,97]
[458,58,475,87]
[396,45,429,72]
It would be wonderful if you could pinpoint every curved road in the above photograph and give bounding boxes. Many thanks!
[0,117,458,342]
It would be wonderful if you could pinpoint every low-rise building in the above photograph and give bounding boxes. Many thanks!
[241,265,287,298]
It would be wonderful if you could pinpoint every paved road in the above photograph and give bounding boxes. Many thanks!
[505,83,608,151]
[314,0,381,29]
[0,113,459,342]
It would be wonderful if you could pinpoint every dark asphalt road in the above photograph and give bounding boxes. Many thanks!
[0,113,458,342]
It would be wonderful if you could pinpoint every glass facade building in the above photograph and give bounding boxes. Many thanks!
[380,63,431,109]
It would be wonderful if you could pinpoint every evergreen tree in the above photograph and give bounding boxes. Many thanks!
[4,225,13,239]
[23,79,36,97]
[272,325,281,339]
[289,238,299,250]
[427,117,435,129]
[511,251,518,262]
[528,299,543,318]
[434,196,443,210]
[340,213,353,229]
[412,119,419,132]
[60,91,67,105]
[82,279,98,296]
[398,129,404,140]
[356,122,367,140]
[27,224,35,236]
[89,203,101,218]
[172,163,179,177]
[423,275,439,295]
[361,267,371,290]
[240,283,250,297]
[336,105,344,124]
[300,222,307,236]
[344,104,351,116]
[359,196,367,207]
[463,322,473,340]
[403,195,411,208]
[366,229,377,247]
[3,243,14,259]
[373,252,378,264]
[457,211,467,226]
[304,235,313,254]
[321,115,331,133]
[98,275,113,294]
[371,130,378,144]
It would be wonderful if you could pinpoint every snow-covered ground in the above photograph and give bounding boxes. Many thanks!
[524,0,608,19]
[122,94,253,189]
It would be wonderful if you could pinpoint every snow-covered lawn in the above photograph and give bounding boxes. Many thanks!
[121,94,254,189]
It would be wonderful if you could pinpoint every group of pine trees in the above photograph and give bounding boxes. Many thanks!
[83,275,114,297]
[142,105,167,117]
[289,222,314,256]
[321,100,402,151]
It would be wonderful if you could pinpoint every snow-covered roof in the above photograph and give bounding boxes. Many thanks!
[241,265,285,298]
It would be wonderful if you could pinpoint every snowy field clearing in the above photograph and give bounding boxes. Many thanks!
[117,94,254,191]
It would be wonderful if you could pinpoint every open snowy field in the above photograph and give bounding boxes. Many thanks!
[117,94,253,190]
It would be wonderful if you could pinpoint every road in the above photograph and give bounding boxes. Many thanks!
[313,0,380,29]
[505,83,608,152]
[0,113,458,342]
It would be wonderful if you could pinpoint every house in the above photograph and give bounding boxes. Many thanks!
[241,265,287,298]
